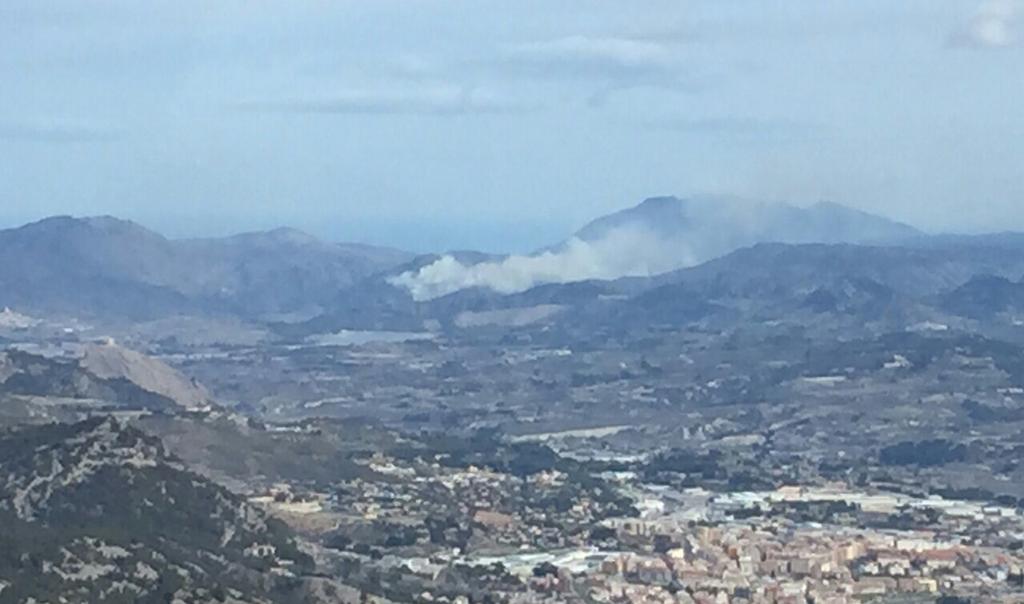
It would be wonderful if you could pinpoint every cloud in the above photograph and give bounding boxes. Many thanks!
[948,0,1022,48]
[497,34,699,106]
[645,116,820,144]
[235,85,535,116]
[0,119,119,143]
[389,225,694,301]
[504,35,680,77]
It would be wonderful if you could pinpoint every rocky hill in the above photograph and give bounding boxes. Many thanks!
[0,349,179,412]
[80,342,211,410]
[0,417,314,603]
[0,343,215,425]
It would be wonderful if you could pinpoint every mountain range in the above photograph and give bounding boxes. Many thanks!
[3,198,1024,334]
[574,196,921,259]
[0,215,413,321]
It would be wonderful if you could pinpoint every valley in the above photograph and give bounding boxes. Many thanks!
[3,199,1024,603]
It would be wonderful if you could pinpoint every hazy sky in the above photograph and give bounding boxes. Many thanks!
[1,1,1022,252]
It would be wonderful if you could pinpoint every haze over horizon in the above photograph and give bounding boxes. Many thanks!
[0,195,928,256]
[2,1,1022,251]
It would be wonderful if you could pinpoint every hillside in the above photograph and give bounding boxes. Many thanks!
[0,343,214,422]
[0,417,313,603]
[574,241,1024,330]
[80,342,211,409]
[0,216,414,321]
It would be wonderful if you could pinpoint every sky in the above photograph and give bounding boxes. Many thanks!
[0,0,1022,253]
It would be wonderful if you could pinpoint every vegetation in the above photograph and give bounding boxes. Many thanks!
[880,439,968,467]
[0,419,313,603]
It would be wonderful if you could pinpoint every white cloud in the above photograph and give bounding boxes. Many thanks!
[497,34,696,106]
[0,118,119,143]
[236,85,533,116]
[389,226,695,301]
[506,35,679,74]
[949,0,1022,48]
[497,34,684,82]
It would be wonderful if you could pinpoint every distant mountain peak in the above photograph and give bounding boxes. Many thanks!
[81,214,143,229]
[17,214,157,235]
[574,195,919,256]
[631,195,754,215]
[228,226,322,247]
[266,225,317,240]
[635,195,682,211]
[389,195,927,301]
[8,215,172,258]
[0,214,416,322]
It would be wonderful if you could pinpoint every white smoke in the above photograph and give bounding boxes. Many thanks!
[389,226,696,301]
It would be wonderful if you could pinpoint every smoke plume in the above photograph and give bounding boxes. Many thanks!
[389,226,694,301]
